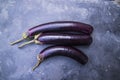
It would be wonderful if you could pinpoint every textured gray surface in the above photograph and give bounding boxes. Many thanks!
[0,0,120,80]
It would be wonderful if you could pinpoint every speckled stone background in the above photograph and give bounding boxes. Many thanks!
[0,0,120,80]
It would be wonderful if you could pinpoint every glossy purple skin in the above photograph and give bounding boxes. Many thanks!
[27,21,93,37]
[38,33,92,45]
[39,46,88,64]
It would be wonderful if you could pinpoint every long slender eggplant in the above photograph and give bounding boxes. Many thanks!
[18,32,92,48]
[32,46,88,71]
[10,21,93,45]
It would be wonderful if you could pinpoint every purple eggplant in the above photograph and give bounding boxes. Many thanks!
[10,21,93,45]
[28,21,93,36]
[18,32,92,48]
[32,46,88,70]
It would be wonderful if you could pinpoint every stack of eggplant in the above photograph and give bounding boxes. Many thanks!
[10,21,93,71]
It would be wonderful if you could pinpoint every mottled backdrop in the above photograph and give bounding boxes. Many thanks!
[0,0,120,80]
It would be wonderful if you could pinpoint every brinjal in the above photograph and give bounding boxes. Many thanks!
[18,32,92,48]
[32,46,88,70]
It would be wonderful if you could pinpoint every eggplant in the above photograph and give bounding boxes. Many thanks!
[32,46,88,70]
[18,32,92,48]
[28,21,93,36]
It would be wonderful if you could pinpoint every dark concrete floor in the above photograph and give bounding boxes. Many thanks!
[0,0,120,80]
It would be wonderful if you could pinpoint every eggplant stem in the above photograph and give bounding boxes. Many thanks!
[18,40,34,48]
[10,32,28,45]
[10,38,24,45]
[32,55,43,71]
